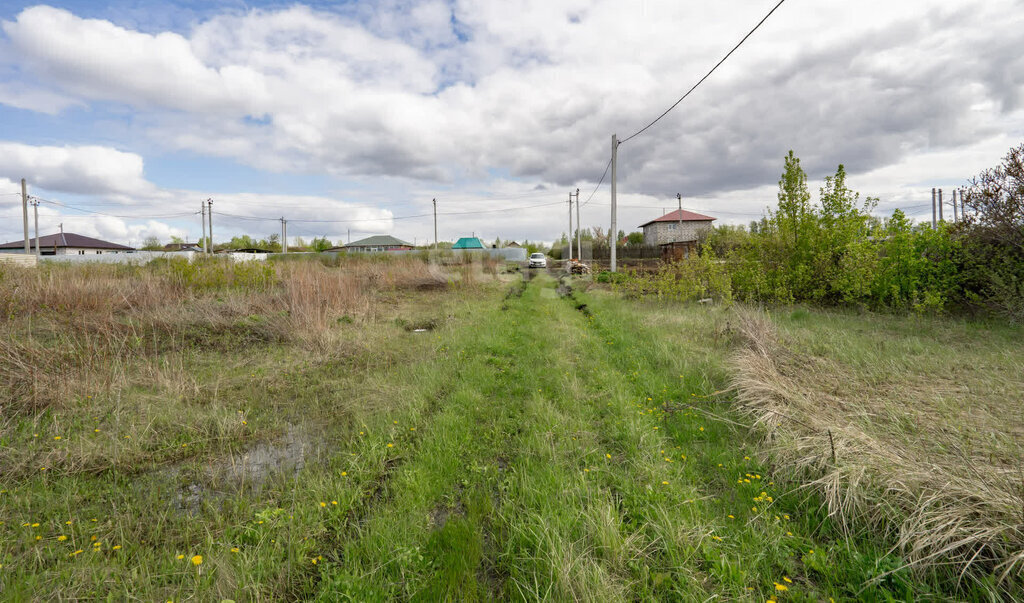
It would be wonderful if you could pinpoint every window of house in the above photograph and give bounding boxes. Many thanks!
[78,250,85,255]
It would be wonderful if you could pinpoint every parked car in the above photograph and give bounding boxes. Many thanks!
[528,252,547,268]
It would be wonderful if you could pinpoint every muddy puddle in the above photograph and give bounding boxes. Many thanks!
[164,425,317,514]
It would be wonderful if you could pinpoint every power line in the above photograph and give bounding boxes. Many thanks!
[581,157,613,208]
[34,197,199,219]
[213,199,567,225]
[618,0,787,145]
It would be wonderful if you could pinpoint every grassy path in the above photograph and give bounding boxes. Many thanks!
[2,271,943,601]
[309,273,934,601]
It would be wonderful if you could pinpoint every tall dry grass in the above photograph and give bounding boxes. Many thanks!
[0,257,452,415]
[730,309,1024,594]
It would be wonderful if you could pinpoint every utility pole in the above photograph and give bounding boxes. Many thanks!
[677,192,684,239]
[931,188,937,229]
[938,188,943,223]
[31,198,39,256]
[206,199,213,253]
[280,217,287,254]
[610,134,618,272]
[952,189,958,223]
[433,198,438,250]
[568,191,573,261]
[21,178,29,254]
[201,202,207,253]
[347,228,351,244]
[574,188,581,262]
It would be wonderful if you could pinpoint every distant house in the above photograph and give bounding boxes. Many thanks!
[0,232,134,255]
[639,210,716,247]
[452,237,485,250]
[163,242,202,252]
[338,235,414,253]
[505,241,522,248]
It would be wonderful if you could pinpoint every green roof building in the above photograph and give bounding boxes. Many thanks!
[452,237,485,249]
[335,235,414,253]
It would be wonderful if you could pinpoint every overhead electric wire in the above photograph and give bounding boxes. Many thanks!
[213,199,566,225]
[618,0,787,145]
[580,157,613,208]
[34,197,199,220]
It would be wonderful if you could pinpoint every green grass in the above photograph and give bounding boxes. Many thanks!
[2,264,1016,600]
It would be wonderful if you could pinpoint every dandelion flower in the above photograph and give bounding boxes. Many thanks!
[176,554,185,560]
[31,523,40,527]
[319,502,327,508]
[331,501,338,505]
[341,472,347,476]
[783,576,792,583]
[65,521,72,525]
[605,454,611,459]
[70,549,83,557]
[387,443,394,448]
[774,582,788,591]
[58,535,68,541]
[231,547,240,553]
[661,481,669,485]
[191,555,203,566]
[112,545,121,550]
[54,436,62,440]
[94,429,100,433]
[727,515,735,519]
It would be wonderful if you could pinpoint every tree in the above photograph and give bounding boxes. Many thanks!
[625,232,644,246]
[310,236,333,252]
[141,236,161,250]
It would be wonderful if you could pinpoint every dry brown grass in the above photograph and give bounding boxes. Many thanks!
[730,308,1024,592]
[0,256,453,416]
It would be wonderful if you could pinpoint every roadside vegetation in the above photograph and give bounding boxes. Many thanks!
[1,247,1020,599]
[616,143,1024,322]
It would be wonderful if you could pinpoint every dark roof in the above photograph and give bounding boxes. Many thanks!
[344,235,413,247]
[452,237,485,249]
[0,232,134,250]
[638,209,716,228]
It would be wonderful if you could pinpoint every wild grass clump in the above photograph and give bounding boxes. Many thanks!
[0,256,454,416]
[730,308,1024,595]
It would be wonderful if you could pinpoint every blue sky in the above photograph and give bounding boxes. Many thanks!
[0,0,1022,246]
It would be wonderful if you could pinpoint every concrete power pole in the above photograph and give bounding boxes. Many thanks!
[201,203,207,253]
[568,191,573,261]
[938,189,943,223]
[433,198,438,250]
[677,192,684,237]
[931,188,937,229]
[574,188,581,262]
[21,178,29,254]
[610,134,618,272]
[207,199,213,253]
[952,189,958,223]
[280,217,287,254]
[32,198,39,256]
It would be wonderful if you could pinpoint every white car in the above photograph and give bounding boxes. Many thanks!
[528,252,547,268]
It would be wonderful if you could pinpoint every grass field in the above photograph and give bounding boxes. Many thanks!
[1,258,1021,600]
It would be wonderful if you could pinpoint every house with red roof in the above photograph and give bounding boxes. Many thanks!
[638,209,716,247]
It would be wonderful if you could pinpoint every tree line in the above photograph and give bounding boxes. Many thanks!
[618,144,1024,322]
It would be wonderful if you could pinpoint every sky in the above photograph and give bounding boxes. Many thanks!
[0,0,1022,247]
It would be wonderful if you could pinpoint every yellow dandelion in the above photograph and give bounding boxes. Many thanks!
[331,501,338,505]
[31,523,40,527]
[727,515,735,519]
[176,554,185,560]
[231,547,240,553]
[783,576,792,583]
[774,582,788,591]
[58,535,68,541]
[387,443,394,448]
[54,436,62,440]
[69,549,83,557]
[319,502,327,507]
[661,481,669,485]
[94,429,100,433]
[341,471,347,476]
[112,545,121,550]
[191,555,203,566]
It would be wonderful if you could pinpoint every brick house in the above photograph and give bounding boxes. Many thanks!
[639,209,716,246]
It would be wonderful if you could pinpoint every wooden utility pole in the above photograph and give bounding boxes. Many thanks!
[610,134,618,272]
[21,178,29,254]
[433,198,438,250]
[32,198,39,256]
[280,217,287,254]
[574,188,581,261]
